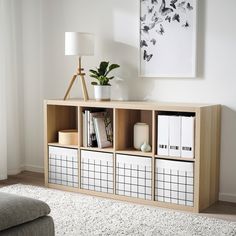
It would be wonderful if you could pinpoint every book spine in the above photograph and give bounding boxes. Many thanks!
[85,110,89,147]
[82,112,87,147]
[93,118,101,148]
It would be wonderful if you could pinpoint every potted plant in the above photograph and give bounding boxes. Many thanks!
[89,61,120,101]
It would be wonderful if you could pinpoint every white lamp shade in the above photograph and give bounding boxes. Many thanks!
[65,32,94,56]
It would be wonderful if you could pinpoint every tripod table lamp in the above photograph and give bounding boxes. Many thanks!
[64,32,94,101]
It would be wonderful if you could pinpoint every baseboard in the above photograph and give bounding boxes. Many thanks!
[7,166,24,175]
[219,192,236,203]
[24,164,44,173]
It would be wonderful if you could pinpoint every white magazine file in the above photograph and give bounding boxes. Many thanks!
[157,115,169,156]
[169,116,181,157]
[181,116,195,158]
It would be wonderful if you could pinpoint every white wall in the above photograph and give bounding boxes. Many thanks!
[20,0,236,202]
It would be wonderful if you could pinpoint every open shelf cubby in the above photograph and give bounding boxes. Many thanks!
[115,109,153,155]
[46,105,78,145]
[80,106,114,149]
[155,110,196,158]
[44,99,221,213]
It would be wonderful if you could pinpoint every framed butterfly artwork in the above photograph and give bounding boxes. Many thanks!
[139,0,197,77]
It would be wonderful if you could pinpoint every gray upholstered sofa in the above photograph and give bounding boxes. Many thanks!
[0,192,54,236]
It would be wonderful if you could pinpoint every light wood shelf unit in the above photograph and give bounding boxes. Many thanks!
[80,146,114,153]
[44,99,221,213]
[48,142,79,149]
[155,155,196,162]
[116,149,152,157]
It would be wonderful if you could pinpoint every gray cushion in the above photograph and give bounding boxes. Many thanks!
[0,192,51,231]
[0,216,54,236]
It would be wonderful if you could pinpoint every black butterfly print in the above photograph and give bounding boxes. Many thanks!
[140,15,146,22]
[151,0,158,4]
[157,24,165,35]
[150,38,156,45]
[140,40,148,48]
[143,50,153,62]
[178,1,186,7]
[141,22,156,34]
[177,1,186,12]
[159,0,173,16]
[152,12,163,24]
[148,6,154,13]
[152,11,157,19]
[165,15,171,23]
[172,13,180,22]
[170,0,178,9]
[149,22,156,29]
[182,21,190,27]
[142,25,150,34]
[187,2,193,10]
[152,17,163,24]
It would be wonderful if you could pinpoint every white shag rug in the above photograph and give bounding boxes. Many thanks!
[0,184,235,236]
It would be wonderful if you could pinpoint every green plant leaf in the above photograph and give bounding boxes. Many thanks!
[89,61,120,85]
[90,75,99,79]
[109,64,120,71]
[105,63,120,76]
[89,69,99,76]
[98,61,109,76]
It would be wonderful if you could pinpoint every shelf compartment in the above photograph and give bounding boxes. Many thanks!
[80,107,114,149]
[115,109,152,152]
[116,154,152,200]
[48,146,78,187]
[47,105,78,144]
[155,158,194,207]
[80,150,113,194]
[155,111,196,158]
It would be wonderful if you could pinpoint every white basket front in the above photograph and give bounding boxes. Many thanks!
[80,150,113,193]
[116,154,152,200]
[155,159,194,206]
[48,146,78,187]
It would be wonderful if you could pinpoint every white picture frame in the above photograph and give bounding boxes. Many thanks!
[139,0,197,78]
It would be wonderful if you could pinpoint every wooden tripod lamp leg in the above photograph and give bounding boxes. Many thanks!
[64,74,77,100]
[80,75,89,101]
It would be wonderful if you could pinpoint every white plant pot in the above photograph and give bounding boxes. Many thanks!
[94,85,111,101]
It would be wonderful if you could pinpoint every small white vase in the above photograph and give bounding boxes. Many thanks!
[133,122,149,150]
[94,85,111,101]
[141,142,151,152]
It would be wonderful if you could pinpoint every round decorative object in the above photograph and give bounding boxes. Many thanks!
[133,122,149,150]
[141,142,151,152]
[94,85,111,101]
[58,129,78,145]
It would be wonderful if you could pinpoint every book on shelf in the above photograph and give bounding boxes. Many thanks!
[88,111,106,147]
[93,113,113,148]
[83,109,108,147]
[82,111,88,147]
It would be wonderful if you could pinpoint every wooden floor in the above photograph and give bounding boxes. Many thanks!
[0,171,236,222]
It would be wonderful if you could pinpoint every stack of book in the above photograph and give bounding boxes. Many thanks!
[83,110,113,148]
